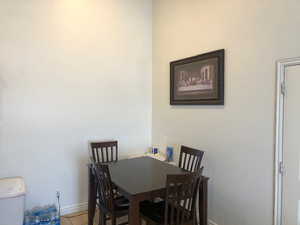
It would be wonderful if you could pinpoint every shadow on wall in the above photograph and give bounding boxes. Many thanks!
[0,73,5,126]
[77,147,90,206]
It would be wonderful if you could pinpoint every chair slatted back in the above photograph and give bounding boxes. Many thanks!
[93,163,114,214]
[164,168,203,225]
[90,141,118,163]
[179,146,204,172]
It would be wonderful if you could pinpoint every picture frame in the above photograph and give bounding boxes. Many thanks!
[170,49,224,105]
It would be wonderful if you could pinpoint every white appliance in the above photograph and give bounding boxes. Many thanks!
[0,177,26,225]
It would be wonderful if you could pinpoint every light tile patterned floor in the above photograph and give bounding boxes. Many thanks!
[62,210,95,225]
[61,211,128,225]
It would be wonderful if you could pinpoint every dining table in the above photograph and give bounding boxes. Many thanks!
[88,156,209,225]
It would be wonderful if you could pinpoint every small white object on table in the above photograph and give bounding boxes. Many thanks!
[127,152,176,165]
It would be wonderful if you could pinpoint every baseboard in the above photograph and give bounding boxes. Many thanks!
[208,219,218,225]
[61,202,88,216]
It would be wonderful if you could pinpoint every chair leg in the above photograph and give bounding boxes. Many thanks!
[111,215,116,225]
[101,213,107,225]
[98,211,102,225]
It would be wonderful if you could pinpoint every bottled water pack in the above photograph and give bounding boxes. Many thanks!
[24,204,60,225]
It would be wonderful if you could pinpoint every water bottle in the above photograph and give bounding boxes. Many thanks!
[35,216,40,225]
[166,146,174,162]
[24,216,34,225]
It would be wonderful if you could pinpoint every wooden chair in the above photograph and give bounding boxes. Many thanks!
[178,146,204,172]
[140,168,203,225]
[90,141,118,163]
[93,163,129,225]
[90,140,125,220]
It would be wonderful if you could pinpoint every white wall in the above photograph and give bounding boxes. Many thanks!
[2,0,300,222]
[152,0,300,225]
[0,0,152,209]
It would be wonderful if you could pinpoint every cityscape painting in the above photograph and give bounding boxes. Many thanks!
[170,49,224,105]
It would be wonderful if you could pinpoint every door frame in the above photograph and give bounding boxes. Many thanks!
[274,57,300,225]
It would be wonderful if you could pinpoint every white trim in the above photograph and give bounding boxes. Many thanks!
[274,57,300,225]
[61,202,88,216]
[208,219,218,225]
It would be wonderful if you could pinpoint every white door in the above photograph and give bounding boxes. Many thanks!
[282,65,300,225]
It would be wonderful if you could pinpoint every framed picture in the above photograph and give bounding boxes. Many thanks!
[170,49,224,105]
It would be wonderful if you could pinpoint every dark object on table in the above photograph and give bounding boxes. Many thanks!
[140,168,203,225]
[90,141,118,163]
[179,145,204,172]
[170,49,224,105]
[93,163,129,225]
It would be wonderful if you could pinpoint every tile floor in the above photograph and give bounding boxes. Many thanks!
[61,211,128,225]
[61,211,89,225]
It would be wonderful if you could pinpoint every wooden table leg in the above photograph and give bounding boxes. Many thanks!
[129,197,140,225]
[199,178,208,225]
[88,166,97,225]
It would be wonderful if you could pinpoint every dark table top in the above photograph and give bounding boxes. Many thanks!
[108,156,189,196]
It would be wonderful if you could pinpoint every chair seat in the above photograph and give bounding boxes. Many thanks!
[96,196,129,217]
[114,196,129,211]
[140,201,193,225]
